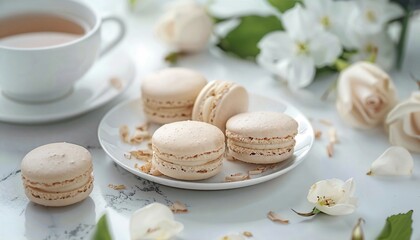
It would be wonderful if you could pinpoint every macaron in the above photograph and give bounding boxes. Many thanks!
[192,80,249,132]
[21,142,94,207]
[152,121,225,180]
[141,68,207,124]
[226,111,298,164]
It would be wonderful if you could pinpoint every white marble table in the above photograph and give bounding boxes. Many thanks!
[1,1,420,239]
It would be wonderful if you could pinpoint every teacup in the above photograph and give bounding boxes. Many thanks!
[0,0,125,103]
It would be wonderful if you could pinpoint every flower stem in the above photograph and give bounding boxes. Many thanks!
[292,207,321,217]
[164,52,181,65]
[334,59,350,71]
[396,11,411,70]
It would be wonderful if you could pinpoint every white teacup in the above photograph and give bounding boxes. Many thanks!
[0,0,125,103]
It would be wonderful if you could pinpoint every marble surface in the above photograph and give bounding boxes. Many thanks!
[1,1,420,239]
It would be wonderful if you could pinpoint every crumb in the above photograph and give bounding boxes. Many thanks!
[129,129,151,144]
[135,122,149,131]
[267,211,289,224]
[225,173,250,182]
[128,150,153,161]
[149,164,162,176]
[108,184,126,190]
[319,119,333,126]
[147,142,153,150]
[170,201,188,213]
[314,129,322,139]
[327,143,334,158]
[124,153,132,159]
[243,231,253,237]
[119,125,130,143]
[140,162,152,173]
[328,127,338,144]
[110,77,123,90]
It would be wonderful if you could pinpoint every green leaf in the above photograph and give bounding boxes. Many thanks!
[376,210,413,240]
[216,15,283,59]
[92,214,113,240]
[267,0,301,13]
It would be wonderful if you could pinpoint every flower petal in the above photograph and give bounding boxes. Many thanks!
[257,31,294,74]
[309,31,342,67]
[282,4,320,41]
[275,55,315,89]
[316,203,357,216]
[368,146,414,176]
[307,178,346,204]
[130,203,183,240]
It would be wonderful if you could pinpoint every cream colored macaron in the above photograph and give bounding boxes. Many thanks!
[226,112,298,164]
[141,68,207,124]
[21,142,94,207]
[192,80,249,132]
[152,121,225,180]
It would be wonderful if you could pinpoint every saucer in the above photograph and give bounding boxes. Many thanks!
[0,50,135,124]
[98,94,314,190]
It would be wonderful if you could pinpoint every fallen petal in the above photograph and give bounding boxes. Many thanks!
[368,146,414,176]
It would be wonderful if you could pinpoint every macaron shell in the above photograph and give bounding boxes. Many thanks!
[226,111,298,138]
[24,175,93,207]
[21,143,92,184]
[152,121,225,157]
[211,84,248,132]
[192,81,249,132]
[152,156,223,180]
[141,68,207,102]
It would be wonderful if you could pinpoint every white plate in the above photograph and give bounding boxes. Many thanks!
[0,50,135,124]
[98,94,314,190]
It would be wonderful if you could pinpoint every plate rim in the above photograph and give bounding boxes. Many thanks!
[98,95,314,190]
[0,51,136,124]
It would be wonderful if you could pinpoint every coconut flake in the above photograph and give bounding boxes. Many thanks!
[129,150,153,161]
[328,127,339,144]
[314,129,322,139]
[225,173,250,182]
[267,211,289,224]
[108,184,126,190]
[170,201,188,213]
[327,143,334,158]
[110,77,123,90]
[367,146,414,176]
[119,125,130,143]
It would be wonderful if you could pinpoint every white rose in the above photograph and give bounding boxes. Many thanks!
[336,62,397,129]
[155,0,213,53]
[386,92,420,152]
[130,203,183,240]
[307,178,357,216]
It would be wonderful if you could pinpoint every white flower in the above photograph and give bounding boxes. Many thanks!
[130,203,183,240]
[307,178,357,216]
[303,0,356,48]
[155,0,213,53]
[336,62,398,129]
[368,146,414,176]
[349,31,396,71]
[257,4,342,89]
[349,0,404,35]
[386,92,420,152]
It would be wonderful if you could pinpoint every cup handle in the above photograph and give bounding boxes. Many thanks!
[99,16,126,57]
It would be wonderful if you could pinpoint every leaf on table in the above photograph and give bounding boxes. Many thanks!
[216,15,283,59]
[267,0,301,13]
[376,210,413,240]
[92,214,113,240]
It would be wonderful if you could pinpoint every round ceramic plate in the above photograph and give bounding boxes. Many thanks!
[0,50,135,124]
[98,94,314,190]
